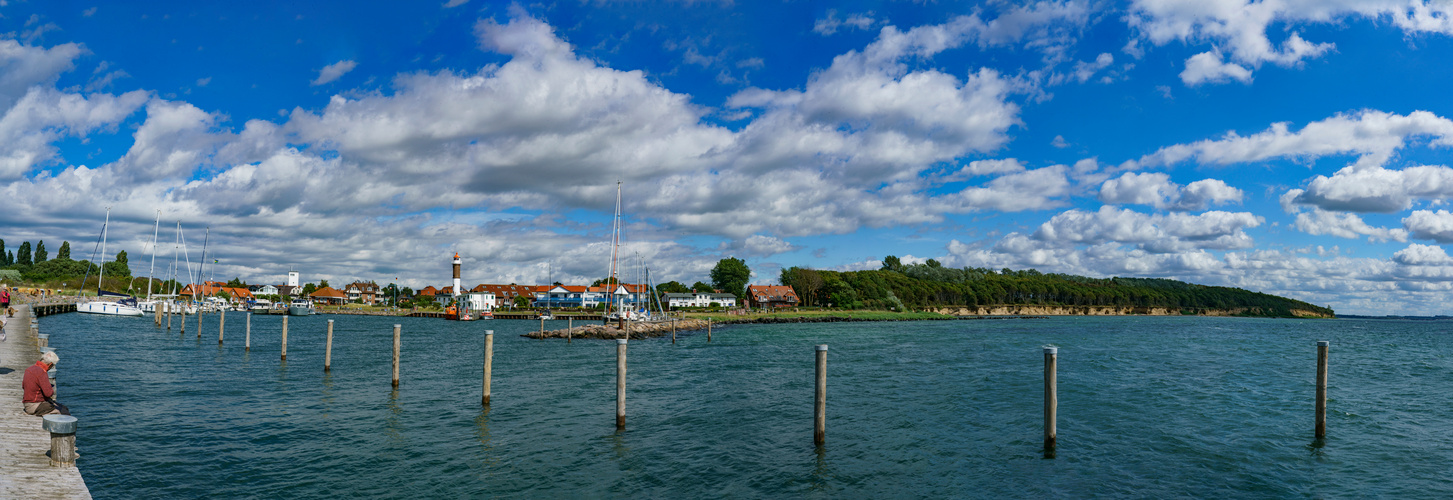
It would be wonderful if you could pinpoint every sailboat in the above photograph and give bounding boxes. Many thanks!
[77,208,145,317]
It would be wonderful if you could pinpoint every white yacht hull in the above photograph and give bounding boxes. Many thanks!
[78,301,146,317]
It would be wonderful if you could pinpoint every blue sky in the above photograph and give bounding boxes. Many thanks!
[4,1,1453,315]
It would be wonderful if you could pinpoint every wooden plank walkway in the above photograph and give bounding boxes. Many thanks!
[0,304,91,499]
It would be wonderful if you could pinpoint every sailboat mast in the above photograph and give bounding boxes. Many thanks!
[147,210,160,300]
[608,182,621,288]
[172,221,181,296]
[97,207,110,294]
[199,227,209,298]
[180,225,194,303]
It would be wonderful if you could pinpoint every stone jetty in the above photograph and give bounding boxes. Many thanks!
[526,318,709,340]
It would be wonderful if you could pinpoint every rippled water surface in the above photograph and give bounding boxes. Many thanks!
[33,313,1453,498]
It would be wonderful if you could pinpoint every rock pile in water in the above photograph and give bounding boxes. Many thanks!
[525,318,709,340]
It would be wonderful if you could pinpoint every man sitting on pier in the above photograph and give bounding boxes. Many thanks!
[22,351,59,416]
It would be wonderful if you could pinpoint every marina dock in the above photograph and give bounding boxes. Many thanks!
[0,304,91,499]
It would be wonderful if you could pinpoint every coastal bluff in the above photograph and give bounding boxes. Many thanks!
[931,305,1334,318]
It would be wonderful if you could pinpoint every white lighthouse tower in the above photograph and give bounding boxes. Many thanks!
[452,252,462,300]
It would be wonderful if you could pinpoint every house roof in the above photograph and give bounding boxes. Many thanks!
[418,286,438,296]
[310,286,348,299]
[748,285,798,301]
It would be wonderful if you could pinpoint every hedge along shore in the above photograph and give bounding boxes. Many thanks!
[929,305,1335,318]
[0,304,93,499]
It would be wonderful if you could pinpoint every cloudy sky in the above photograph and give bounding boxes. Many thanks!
[4,1,1453,314]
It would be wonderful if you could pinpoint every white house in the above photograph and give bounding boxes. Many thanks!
[664,292,737,309]
[254,284,280,296]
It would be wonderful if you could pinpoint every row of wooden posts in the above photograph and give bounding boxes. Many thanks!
[152,305,1331,449]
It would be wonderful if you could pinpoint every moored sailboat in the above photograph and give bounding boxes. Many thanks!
[77,208,145,317]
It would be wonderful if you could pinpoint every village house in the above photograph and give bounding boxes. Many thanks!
[181,282,255,304]
[663,292,738,309]
[343,281,380,305]
[471,284,537,308]
[309,286,348,305]
[747,285,799,309]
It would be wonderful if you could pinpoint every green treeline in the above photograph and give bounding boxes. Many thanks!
[780,257,1334,318]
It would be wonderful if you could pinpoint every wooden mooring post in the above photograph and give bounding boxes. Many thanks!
[197,310,203,339]
[482,330,494,406]
[155,302,161,326]
[245,313,252,351]
[671,318,676,344]
[567,317,572,343]
[280,316,289,361]
[392,324,402,387]
[540,317,545,338]
[324,320,334,372]
[616,338,628,430]
[815,345,828,446]
[707,318,712,342]
[43,414,78,467]
[166,303,172,330]
[1044,346,1058,454]
[218,310,225,345]
[180,309,186,335]
[1316,340,1329,439]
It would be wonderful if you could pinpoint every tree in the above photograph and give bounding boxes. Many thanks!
[513,295,532,308]
[710,257,751,299]
[0,239,6,265]
[691,281,713,293]
[781,267,824,306]
[16,241,31,267]
[656,280,691,294]
[319,279,330,289]
[881,255,902,272]
[34,240,46,263]
[302,283,318,296]
[102,250,131,278]
[226,277,247,287]
[401,287,414,297]
[57,241,70,260]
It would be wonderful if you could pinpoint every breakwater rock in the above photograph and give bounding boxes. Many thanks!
[527,318,708,340]
[720,315,956,325]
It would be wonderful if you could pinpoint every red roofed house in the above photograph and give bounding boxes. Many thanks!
[747,285,799,309]
[472,284,538,308]
[309,286,348,305]
[181,282,255,304]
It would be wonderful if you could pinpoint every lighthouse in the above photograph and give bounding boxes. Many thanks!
[453,252,462,299]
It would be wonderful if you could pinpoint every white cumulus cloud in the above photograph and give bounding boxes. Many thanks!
[311,60,358,86]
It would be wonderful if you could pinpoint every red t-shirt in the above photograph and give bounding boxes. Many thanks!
[23,361,53,403]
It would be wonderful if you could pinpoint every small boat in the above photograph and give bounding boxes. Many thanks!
[250,299,273,314]
[538,309,554,320]
[78,291,145,317]
[288,298,315,316]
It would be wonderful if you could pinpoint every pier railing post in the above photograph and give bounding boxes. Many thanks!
[815,345,827,446]
[281,316,289,361]
[1316,340,1329,439]
[1044,346,1058,454]
[42,415,78,467]
[37,333,48,348]
[325,320,334,372]
[483,330,494,406]
[392,324,401,387]
[616,339,628,430]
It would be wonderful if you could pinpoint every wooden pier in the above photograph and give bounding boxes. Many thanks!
[0,304,92,498]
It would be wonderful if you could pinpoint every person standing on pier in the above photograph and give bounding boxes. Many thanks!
[22,351,59,416]
[1,285,11,317]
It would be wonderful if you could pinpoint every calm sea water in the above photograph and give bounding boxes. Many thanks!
[30,313,1453,498]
